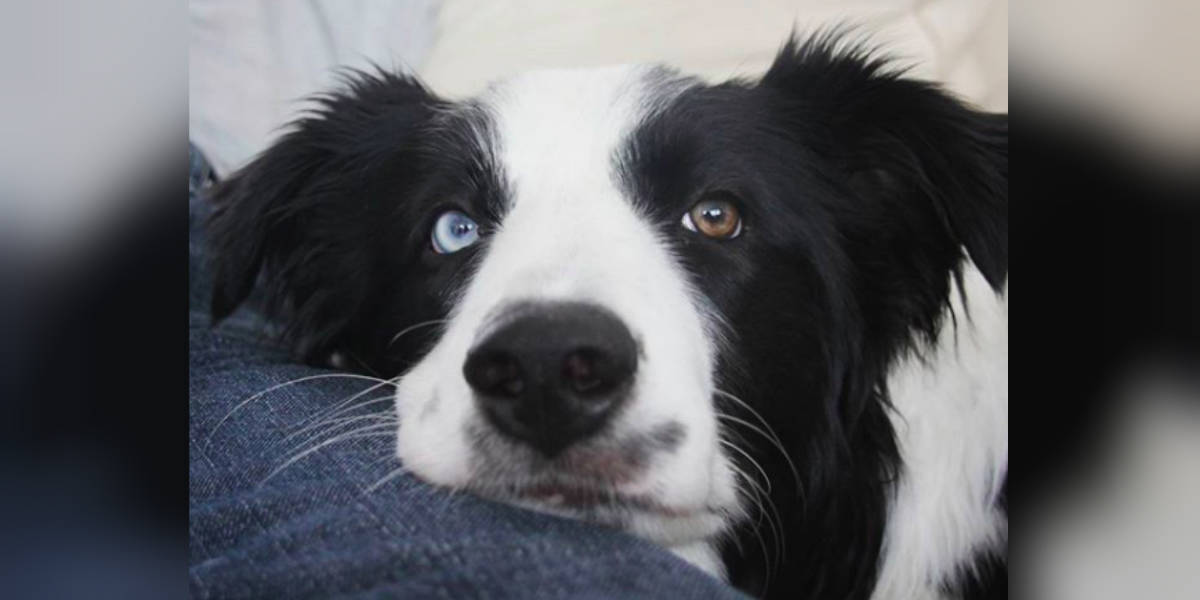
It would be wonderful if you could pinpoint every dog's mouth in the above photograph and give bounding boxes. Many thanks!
[459,443,708,520]
[510,482,698,517]
[399,412,735,545]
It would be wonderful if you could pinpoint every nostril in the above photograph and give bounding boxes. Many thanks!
[499,376,524,396]
[562,349,606,395]
[464,351,524,398]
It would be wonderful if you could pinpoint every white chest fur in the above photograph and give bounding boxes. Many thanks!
[874,262,1009,599]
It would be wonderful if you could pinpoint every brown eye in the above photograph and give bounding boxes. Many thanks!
[682,193,743,239]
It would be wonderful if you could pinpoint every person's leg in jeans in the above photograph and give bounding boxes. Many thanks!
[188,144,747,599]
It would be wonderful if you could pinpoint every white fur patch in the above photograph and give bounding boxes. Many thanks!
[873,263,1009,599]
[392,65,741,566]
[669,540,726,580]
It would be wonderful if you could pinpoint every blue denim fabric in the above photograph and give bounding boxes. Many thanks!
[188,145,749,599]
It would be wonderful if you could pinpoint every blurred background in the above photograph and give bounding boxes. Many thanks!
[0,0,1197,598]
[189,0,1007,177]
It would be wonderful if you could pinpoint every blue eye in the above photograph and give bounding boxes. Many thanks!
[431,210,480,254]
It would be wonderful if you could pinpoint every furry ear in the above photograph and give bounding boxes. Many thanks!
[207,130,322,322]
[206,69,439,360]
[762,32,1008,290]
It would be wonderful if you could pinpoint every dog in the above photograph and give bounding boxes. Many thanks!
[208,32,1008,599]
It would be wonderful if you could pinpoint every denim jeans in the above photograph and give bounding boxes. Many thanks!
[188,145,748,599]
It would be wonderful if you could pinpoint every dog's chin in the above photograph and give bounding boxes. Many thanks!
[486,482,731,546]
[474,477,704,518]
[468,478,732,578]
[401,436,734,548]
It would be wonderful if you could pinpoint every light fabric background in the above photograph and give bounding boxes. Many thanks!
[422,0,1007,108]
[190,0,1008,177]
[189,0,441,176]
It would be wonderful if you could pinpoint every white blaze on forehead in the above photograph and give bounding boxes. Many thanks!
[483,65,657,203]
[472,65,682,304]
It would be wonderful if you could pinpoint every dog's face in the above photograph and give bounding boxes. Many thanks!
[210,35,1007,594]
[391,66,740,557]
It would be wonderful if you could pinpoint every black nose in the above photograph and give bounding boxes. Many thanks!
[463,302,638,457]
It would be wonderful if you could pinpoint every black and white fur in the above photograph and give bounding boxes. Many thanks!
[209,32,1008,599]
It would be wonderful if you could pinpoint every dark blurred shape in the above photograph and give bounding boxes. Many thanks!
[1019,95,1199,483]
[1016,88,1199,598]
[1,0,187,591]
[0,156,187,598]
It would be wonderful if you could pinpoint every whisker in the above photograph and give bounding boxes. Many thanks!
[714,389,804,501]
[716,414,799,480]
[723,450,770,533]
[364,465,410,495]
[435,483,464,521]
[288,377,399,432]
[260,424,396,487]
[720,437,786,570]
[280,421,396,458]
[387,319,449,348]
[371,452,399,466]
[204,373,392,452]
[719,435,773,495]
[714,389,788,450]
[282,412,398,449]
[747,501,775,592]
[280,397,398,444]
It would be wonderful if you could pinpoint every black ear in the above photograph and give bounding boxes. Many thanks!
[206,69,439,360]
[762,32,1008,290]
[207,130,319,323]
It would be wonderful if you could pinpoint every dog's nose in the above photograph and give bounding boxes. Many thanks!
[463,302,638,457]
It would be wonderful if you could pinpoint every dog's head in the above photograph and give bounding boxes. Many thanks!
[209,33,1006,590]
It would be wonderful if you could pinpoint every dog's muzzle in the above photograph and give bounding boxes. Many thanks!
[463,301,638,457]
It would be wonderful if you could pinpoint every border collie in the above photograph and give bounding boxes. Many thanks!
[209,32,1008,599]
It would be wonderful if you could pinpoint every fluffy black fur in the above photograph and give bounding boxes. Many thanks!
[620,33,1006,598]
[209,32,1007,599]
[208,69,502,374]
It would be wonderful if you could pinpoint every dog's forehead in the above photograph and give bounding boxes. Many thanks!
[477,65,692,203]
